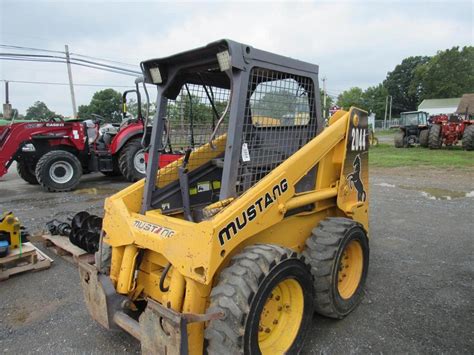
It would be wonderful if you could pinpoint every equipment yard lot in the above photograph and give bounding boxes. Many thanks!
[1,162,473,353]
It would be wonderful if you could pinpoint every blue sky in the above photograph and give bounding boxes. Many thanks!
[1,0,472,116]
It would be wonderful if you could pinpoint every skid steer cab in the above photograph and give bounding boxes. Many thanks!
[79,39,370,354]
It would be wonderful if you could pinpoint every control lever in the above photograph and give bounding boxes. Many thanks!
[178,149,193,221]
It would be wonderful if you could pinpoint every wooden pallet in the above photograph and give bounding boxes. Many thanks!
[0,242,52,281]
[41,234,95,265]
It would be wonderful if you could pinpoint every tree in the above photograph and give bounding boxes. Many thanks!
[337,87,365,110]
[126,98,156,120]
[363,84,388,120]
[78,88,122,123]
[414,46,474,100]
[25,101,58,120]
[383,56,430,115]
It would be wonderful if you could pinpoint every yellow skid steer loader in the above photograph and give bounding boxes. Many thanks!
[79,39,369,354]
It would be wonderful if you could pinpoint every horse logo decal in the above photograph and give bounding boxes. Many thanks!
[346,154,366,202]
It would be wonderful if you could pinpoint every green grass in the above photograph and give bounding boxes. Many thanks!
[369,144,474,169]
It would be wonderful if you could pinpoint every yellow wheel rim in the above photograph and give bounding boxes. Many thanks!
[337,240,363,299]
[258,279,304,354]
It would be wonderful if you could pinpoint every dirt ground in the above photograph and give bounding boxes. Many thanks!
[0,163,473,353]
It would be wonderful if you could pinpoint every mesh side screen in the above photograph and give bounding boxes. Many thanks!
[156,83,229,187]
[237,68,317,194]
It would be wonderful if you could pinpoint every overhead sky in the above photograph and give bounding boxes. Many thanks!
[1,0,472,116]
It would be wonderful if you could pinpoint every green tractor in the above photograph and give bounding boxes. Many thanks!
[394,111,430,148]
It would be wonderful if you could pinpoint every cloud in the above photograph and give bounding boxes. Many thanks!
[1,0,472,115]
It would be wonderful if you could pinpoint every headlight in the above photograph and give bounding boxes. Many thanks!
[149,67,163,84]
[217,50,231,71]
[21,143,36,152]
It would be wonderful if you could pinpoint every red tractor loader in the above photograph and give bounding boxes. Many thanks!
[0,78,182,191]
[427,114,474,150]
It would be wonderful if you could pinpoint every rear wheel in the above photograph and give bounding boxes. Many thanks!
[394,132,405,148]
[428,124,442,149]
[303,217,369,319]
[35,150,82,192]
[419,129,429,147]
[205,244,314,354]
[462,125,474,151]
[118,139,146,182]
[16,160,38,184]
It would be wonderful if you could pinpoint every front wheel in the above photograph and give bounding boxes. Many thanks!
[35,150,82,192]
[118,139,146,182]
[303,217,369,319]
[394,132,405,148]
[205,245,314,354]
[419,129,429,147]
[428,124,442,149]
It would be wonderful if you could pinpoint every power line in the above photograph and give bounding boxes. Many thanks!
[70,52,138,68]
[0,55,140,77]
[1,79,135,88]
[0,44,65,54]
[0,52,141,74]
[0,44,139,68]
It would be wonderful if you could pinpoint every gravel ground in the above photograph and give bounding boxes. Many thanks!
[0,163,473,354]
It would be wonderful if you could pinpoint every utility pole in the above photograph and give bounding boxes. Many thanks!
[383,95,388,129]
[3,81,12,119]
[388,95,393,122]
[322,77,327,119]
[65,45,77,118]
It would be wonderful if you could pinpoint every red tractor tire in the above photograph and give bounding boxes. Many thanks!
[35,150,83,192]
[462,125,474,151]
[428,124,442,149]
[118,139,146,182]
[16,160,39,185]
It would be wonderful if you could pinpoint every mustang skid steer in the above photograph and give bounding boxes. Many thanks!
[79,40,370,354]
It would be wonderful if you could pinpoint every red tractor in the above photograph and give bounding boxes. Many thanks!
[0,79,182,191]
[428,114,474,150]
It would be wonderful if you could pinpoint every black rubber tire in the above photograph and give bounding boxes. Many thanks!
[419,129,429,147]
[118,139,146,182]
[205,244,314,354]
[428,124,442,149]
[462,125,474,151]
[16,160,39,184]
[394,132,405,148]
[35,150,82,192]
[303,217,369,319]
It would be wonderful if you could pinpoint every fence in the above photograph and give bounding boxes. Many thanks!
[374,119,400,130]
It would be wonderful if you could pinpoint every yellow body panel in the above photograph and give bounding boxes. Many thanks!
[102,108,368,354]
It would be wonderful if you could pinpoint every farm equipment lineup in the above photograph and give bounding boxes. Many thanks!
[394,110,474,150]
[0,78,182,192]
[78,39,370,354]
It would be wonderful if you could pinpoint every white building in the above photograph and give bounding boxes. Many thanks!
[418,97,461,116]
